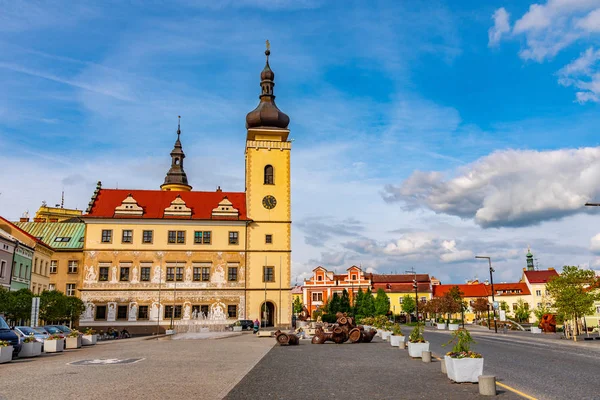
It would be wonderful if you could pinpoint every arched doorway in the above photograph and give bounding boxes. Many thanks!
[260,301,275,327]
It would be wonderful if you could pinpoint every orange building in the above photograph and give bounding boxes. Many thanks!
[302,266,372,314]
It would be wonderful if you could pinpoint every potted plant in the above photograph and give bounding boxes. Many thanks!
[380,321,393,341]
[44,334,65,353]
[0,340,13,363]
[407,323,429,358]
[82,328,98,346]
[448,319,460,331]
[166,325,176,335]
[232,321,243,332]
[437,317,446,330]
[389,324,405,347]
[19,335,42,358]
[66,330,82,349]
[443,329,483,383]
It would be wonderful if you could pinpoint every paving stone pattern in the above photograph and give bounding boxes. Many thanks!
[225,337,522,400]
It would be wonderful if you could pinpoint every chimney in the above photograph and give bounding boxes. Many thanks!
[216,186,222,192]
[548,267,554,270]
[34,218,44,223]
[19,217,29,222]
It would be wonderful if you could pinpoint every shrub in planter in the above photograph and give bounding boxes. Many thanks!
[19,335,42,358]
[66,330,82,349]
[443,329,483,383]
[44,334,65,353]
[82,328,97,346]
[448,320,460,331]
[232,321,243,332]
[407,324,429,358]
[0,340,13,364]
[390,324,405,347]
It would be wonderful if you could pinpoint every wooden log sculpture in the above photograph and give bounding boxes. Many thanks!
[311,312,377,344]
[348,327,363,343]
[275,330,300,346]
[539,314,556,333]
[298,306,311,321]
[361,328,377,343]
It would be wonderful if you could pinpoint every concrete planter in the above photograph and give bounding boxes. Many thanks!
[407,341,430,358]
[531,327,542,334]
[66,336,82,349]
[448,323,460,331]
[445,356,484,383]
[390,335,405,347]
[82,334,97,346]
[437,323,446,330]
[19,342,42,358]
[381,331,391,341]
[44,339,65,353]
[233,326,243,332]
[166,329,176,335]
[0,346,13,363]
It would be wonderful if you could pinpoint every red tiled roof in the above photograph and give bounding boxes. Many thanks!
[433,283,489,298]
[371,274,430,283]
[492,282,531,296]
[85,189,248,220]
[523,269,559,284]
[372,282,431,293]
[0,216,51,250]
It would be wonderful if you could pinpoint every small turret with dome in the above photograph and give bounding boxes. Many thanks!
[526,246,535,271]
[161,116,192,192]
[245,41,290,131]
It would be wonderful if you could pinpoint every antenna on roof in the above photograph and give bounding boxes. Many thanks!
[61,190,64,209]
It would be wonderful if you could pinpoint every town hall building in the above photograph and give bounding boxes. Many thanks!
[78,46,292,333]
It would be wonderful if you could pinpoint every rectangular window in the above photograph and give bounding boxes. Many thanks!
[122,230,133,243]
[141,267,151,282]
[200,305,209,315]
[138,306,149,320]
[193,267,201,281]
[117,305,128,320]
[399,297,404,304]
[203,231,211,244]
[120,267,130,281]
[265,234,272,244]
[229,231,239,245]
[536,290,542,296]
[194,231,212,244]
[50,260,57,274]
[312,292,323,302]
[99,267,109,281]
[537,302,542,308]
[177,231,185,244]
[164,305,182,319]
[166,267,174,281]
[228,305,237,318]
[0,260,5,278]
[101,230,112,243]
[263,266,274,282]
[228,266,238,281]
[420,297,426,303]
[96,305,107,320]
[176,267,184,281]
[142,230,153,244]
[68,260,78,274]
[48,284,55,291]
[202,267,210,281]
[66,283,76,296]
[168,231,176,244]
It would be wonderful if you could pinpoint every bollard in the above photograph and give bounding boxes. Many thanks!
[422,351,432,363]
[478,375,496,396]
[399,341,406,349]
[441,357,447,374]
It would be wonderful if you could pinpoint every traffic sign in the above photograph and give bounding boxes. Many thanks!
[493,301,499,310]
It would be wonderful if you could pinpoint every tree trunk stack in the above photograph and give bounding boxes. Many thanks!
[311,312,377,344]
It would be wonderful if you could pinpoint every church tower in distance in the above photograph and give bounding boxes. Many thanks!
[244,42,292,327]
[161,116,192,192]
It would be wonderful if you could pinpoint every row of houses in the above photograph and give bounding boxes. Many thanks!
[296,259,568,324]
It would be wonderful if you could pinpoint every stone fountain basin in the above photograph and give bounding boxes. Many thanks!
[171,332,242,340]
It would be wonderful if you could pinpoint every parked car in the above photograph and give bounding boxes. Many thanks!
[14,326,49,345]
[43,325,72,336]
[230,320,254,330]
[0,315,21,357]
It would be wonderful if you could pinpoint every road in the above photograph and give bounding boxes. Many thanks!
[423,327,600,400]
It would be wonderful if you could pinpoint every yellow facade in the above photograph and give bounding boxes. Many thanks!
[388,292,432,316]
[30,247,52,295]
[49,251,84,296]
[34,206,82,222]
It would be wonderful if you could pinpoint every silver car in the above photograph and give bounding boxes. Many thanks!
[14,326,49,345]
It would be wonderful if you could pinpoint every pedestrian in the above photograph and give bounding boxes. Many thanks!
[253,318,260,334]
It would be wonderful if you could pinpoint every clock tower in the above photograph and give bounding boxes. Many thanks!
[244,44,292,327]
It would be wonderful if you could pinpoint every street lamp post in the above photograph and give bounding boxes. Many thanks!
[406,268,418,323]
[475,256,497,334]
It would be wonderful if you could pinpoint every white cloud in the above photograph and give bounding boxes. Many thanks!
[383,147,600,228]
[590,233,600,254]
[488,8,511,47]
[558,47,600,103]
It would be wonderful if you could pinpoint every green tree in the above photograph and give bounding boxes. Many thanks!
[374,289,390,316]
[65,296,85,325]
[353,289,365,317]
[4,288,33,323]
[513,298,531,323]
[0,287,9,314]
[339,289,351,314]
[472,298,489,320]
[533,301,551,323]
[326,293,341,315]
[362,288,375,317]
[546,265,599,337]
[401,295,416,322]
[293,297,303,314]
[39,290,68,323]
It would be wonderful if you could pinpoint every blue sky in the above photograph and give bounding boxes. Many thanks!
[3,0,600,285]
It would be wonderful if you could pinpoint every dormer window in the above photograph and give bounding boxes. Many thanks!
[212,197,239,218]
[164,195,192,217]
[114,194,144,216]
[317,276,322,281]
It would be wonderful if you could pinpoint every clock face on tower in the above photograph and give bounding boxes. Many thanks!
[262,195,277,210]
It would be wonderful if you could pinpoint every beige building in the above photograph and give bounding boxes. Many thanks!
[78,48,292,334]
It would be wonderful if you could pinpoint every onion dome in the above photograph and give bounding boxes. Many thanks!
[246,43,290,130]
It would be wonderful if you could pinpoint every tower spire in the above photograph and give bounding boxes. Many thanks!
[160,116,192,192]
[526,246,534,271]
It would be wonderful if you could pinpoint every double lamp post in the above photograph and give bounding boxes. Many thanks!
[475,255,498,334]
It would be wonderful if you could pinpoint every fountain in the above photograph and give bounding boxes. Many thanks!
[171,302,237,340]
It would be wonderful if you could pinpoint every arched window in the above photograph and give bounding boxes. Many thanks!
[264,165,274,185]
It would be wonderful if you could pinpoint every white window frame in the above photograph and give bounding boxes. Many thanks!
[50,260,58,274]
[312,292,323,302]
[535,290,541,296]
[48,284,56,291]
[68,260,78,274]
[66,283,76,296]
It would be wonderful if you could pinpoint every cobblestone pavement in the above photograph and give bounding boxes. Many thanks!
[225,336,522,400]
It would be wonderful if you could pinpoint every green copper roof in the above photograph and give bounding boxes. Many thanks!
[13,222,84,250]
[526,251,533,257]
